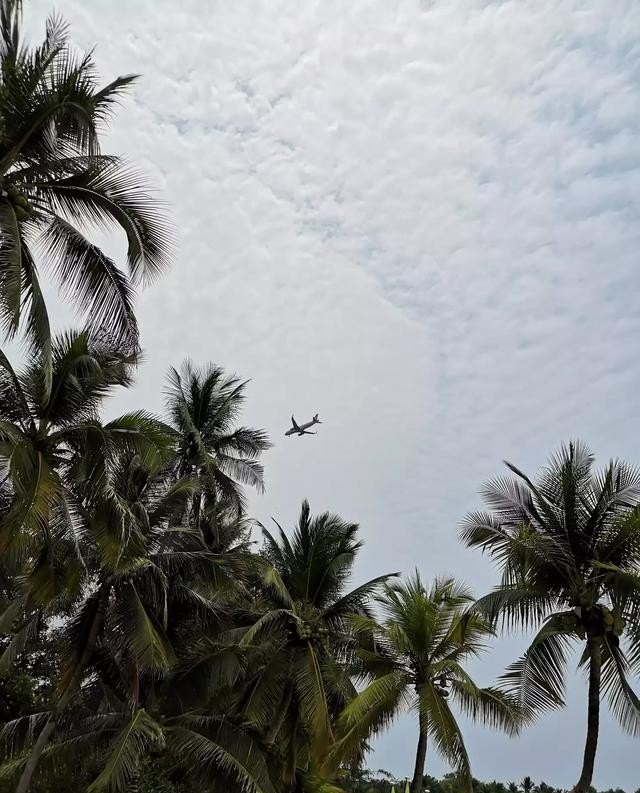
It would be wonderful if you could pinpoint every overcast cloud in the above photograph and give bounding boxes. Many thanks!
[24,0,640,787]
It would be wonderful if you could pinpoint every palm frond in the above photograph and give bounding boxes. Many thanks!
[87,709,164,793]
[449,674,526,735]
[42,160,172,284]
[421,681,472,792]
[166,717,277,793]
[600,637,640,737]
[294,643,334,759]
[335,671,407,758]
[500,616,576,714]
[40,216,138,347]
[0,201,23,335]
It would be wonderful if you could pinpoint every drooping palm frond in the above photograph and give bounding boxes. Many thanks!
[40,216,138,345]
[449,674,526,736]
[500,615,576,714]
[421,681,472,792]
[597,637,640,738]
[334,671,407,759]
[87,709,164,793]
[166,715,277,793]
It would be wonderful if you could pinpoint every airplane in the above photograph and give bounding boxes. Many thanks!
[285,414,321,437]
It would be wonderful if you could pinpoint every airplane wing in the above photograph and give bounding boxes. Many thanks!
[300,429,316,435]
[291,415,300,431]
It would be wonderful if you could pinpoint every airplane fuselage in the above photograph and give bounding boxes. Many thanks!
[285,416,320,436]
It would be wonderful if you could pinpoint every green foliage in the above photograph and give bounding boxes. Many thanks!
[0,3,639,793]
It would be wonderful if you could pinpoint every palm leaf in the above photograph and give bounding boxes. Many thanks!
[500,615,575,713]
[87,709,164,793]
[335,671,407,760]
[295,643,334,759]
[449,674,526,735]
[0,201,23,334]
[421,681,472,792]
[40,216,138,347]
[167,717,277,793]
[0,611,40,673]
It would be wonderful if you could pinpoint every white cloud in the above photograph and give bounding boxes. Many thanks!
[24,0,640,786]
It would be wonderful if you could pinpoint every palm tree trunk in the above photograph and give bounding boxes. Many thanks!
[15,587,108,793]
[410,714,428,793]
[573,636,602,793]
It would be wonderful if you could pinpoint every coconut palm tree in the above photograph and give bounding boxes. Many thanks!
[336,574,522,793]
[165,360,271,530]
[460,441,640,793]
[239,500,393,789]
[0,0,170,379]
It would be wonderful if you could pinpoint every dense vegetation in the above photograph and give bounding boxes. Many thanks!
[0,2,638,792]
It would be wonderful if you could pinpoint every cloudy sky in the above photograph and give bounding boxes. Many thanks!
[24,0,640,787]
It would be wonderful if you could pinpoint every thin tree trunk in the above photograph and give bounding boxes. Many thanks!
[15,587,108,793]
[573,636,602,793]
[265,684,293,746]
[410,713,428,793]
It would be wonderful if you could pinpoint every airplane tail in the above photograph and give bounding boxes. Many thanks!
[313,413,321,423]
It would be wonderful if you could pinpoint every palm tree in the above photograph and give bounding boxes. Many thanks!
[165,360,271,530]
[520,778,534,793]
[460,441,640,793]
[0,0,170,377]
[336,574,522,793]
[239,500,393,789]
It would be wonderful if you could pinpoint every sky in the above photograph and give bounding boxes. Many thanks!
[22,0,640,788]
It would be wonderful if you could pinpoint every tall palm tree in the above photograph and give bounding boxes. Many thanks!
[0,0,170,378]
[336,574,522,793]
[239,500,393,790]
[165,360,271,530]
[460,441,640,793]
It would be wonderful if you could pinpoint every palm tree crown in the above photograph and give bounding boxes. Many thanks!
[240,500,393,788]
[166,360,271,522]
[0,0,170,368]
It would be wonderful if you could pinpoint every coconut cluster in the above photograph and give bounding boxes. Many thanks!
[294,612,330,648]
[569,596,626,646]
[0,179,33,221]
